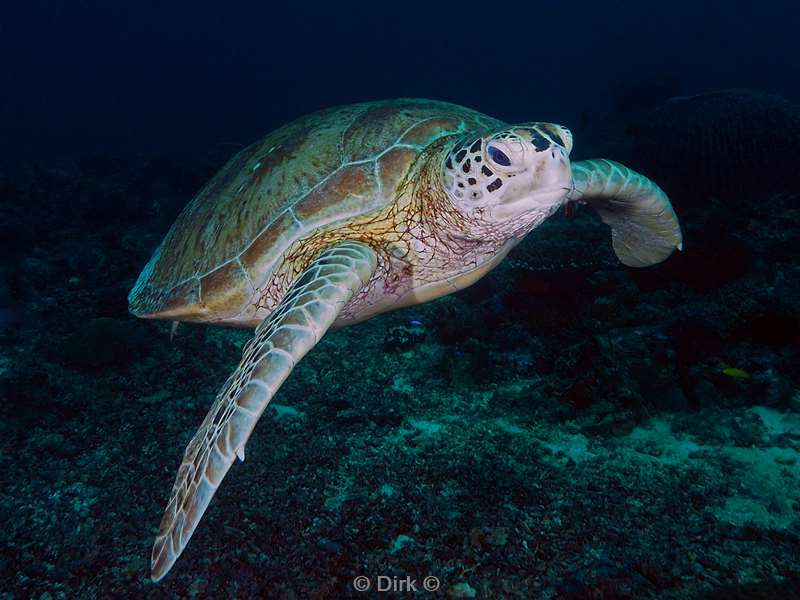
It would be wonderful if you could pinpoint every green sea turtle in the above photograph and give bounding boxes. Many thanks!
[128,98,682,581]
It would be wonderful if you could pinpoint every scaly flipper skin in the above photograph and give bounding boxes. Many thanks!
[570,159,683,267]
[150,241,377,582]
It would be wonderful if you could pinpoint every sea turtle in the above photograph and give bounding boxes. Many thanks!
[129,98,682,581]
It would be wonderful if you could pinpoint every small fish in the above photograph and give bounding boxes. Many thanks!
[722,367,751,379]
[409,319,423,327]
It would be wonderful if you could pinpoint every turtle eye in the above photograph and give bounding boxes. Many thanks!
[487,145,511,167]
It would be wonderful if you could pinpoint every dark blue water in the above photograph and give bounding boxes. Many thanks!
[1,2,799,598]
[3,1,799,163]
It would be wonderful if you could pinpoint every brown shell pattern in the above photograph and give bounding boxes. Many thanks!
[129,99,501,319]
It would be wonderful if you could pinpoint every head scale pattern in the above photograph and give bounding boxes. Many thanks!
[442,135,489,202]
[442,123,573,203]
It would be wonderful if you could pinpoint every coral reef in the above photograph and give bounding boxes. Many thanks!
[628,90,800,213]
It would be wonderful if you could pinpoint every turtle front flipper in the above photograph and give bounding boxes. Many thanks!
[150,241,377,582]
[570,159,682,267]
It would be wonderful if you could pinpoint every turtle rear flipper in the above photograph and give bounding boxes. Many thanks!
[150,241,377,582]
[570,159,682,267]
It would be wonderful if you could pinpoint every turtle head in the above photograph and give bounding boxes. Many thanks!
[443,123,573,223]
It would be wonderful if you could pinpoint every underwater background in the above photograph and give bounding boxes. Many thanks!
[1,1,800,598]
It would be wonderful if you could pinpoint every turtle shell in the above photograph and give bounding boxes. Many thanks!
[128,99,502,322]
